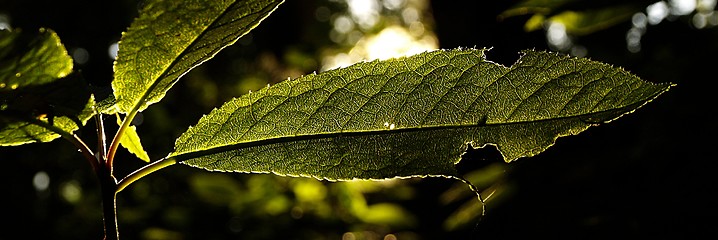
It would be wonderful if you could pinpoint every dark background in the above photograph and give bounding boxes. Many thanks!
[1,0,716,239]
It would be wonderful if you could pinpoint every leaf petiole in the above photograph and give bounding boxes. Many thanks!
[25,117,98,172]
[116,157,176,193]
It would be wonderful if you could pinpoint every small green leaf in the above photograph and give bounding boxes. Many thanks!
[112,0,284,114]
[0,29,94,146]
[116,114,150,162]
[169,48,672,185]
[0,28,73,89]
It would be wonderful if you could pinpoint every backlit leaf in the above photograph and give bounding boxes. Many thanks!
[169,49,672,185]
[112,0,284,114]
[116,113,150,162]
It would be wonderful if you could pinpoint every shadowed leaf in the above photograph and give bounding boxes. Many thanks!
[0,29,94,146]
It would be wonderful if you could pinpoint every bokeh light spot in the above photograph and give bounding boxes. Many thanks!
[32,171,50,192]
[670,0,697,15]
[72,47,90,65]
[60,180,82,204]
[108,42,119,60]
[647,1,670,25]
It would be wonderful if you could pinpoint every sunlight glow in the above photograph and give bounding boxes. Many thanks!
[322,26,437,71]
[363,26,435,61]
[321,0,438,71]
[347,0,381,30]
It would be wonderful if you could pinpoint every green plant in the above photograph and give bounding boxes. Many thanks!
[0,0,673,239]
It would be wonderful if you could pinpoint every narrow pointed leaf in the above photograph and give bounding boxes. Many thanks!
[170,49,672,182]
[0,29,94,146]
[116,114,150,162]
[112,0,284,114]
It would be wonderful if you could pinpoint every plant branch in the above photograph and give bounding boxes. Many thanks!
[116,157,176,193]
[28,118,99,172]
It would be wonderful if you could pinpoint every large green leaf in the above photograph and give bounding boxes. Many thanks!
[0,28,94,146]
[112,0,284,114]
[169,49,672,182]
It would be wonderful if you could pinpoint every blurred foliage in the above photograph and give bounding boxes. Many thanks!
[0,0,716,239]
[500,0,718,53]
[499,0,654,35]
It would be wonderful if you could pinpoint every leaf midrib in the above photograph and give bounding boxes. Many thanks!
[169,102,647,162]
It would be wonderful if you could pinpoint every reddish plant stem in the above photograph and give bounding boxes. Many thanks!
[99,160,119,240]
[95,113,119,240]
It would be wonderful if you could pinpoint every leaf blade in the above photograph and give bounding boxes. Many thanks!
[0,28,73,89]
[170,49,672,181]
[112,0,284,114]
[0,29,94,146]
[116,114,150,162]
